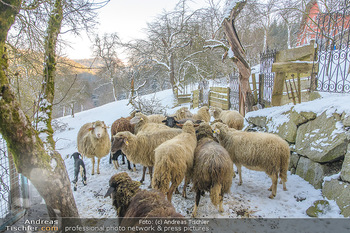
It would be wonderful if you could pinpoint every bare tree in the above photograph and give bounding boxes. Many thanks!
[92,33,123,101]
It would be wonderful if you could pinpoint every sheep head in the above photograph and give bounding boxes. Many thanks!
[211,122,227,138]
[196,122,215,141]
[162,116,179,128]
[71,152,82,160]
[209,107,222,119]
[181,120,195,134]
[104,172,141,216]
[130,112,148,125]
[89,121,108,139]
[111,132,132,154]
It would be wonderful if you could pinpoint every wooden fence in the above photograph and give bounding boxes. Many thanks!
[271,40,317,106]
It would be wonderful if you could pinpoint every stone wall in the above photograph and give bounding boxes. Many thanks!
[245,99,350,217]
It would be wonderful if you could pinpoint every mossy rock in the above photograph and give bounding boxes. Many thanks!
[306,200,330,217]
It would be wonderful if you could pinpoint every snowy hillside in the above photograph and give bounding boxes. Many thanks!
[53,89,344,219]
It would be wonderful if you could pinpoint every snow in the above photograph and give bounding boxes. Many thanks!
[53,89,345,220]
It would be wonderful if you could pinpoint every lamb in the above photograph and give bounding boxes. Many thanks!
[130,112,169,134]
[191,123,234,217]
[212,122,290,199]
[104,172,185,227]
[77,120,110,175]
[152,121,197,202]
[210,107,244,130]
[172,107,193,120]
[110,117,135,171]
[192,106,210,123]
[111,128,182,185]
[71,152,87,191]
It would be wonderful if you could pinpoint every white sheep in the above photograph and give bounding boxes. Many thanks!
[193,106,210,123]
[210,107,244,130]
[212,122,290,199]
[130,112,169,134]
[152,121,197,202]
[111,128,182,185]
[77,120,110,175]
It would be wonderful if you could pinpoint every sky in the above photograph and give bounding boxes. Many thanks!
[62,0,211,60]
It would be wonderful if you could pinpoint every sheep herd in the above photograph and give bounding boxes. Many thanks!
[74,105,290,219]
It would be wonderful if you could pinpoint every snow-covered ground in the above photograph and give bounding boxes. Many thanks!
[53,89,346,219]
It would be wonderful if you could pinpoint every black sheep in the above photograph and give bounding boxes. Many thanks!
[71,152,87,191]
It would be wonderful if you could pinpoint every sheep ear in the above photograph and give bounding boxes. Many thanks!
[162,120,166,123]
[124,138,129,146]
[104,187,115,198]
[88,127,94,131]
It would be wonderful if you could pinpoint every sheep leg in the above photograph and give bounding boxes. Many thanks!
[97,158,101,174]
[282,181,287,191]
[91,157,95,175]
[192,189,201,218]
[80,164,87,186]
[140,166,147,183]
[112,160,119,169]
[127,160,131,170]
[182,176,190,198]
[148,166,153,188]
[268,173,278,199]
[218,193,224,213]
[167,182,177,202]
[122,154,126,164]
[237,165,242,185]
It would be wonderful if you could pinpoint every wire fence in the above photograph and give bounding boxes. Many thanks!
[0,135,28,230]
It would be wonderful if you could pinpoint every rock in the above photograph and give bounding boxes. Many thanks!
[266,110,297,143]
[289,152,300,173]
[295,111,348,163]
[342,113,350,127]
[323,179,350,217]
[246,115,268,128]
[295,157,336,189]
[306,200,330,217]
[299,111,317,122]
[340,144,350,183]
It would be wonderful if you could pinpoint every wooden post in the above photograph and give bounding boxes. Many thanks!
[271,72,286,106]
[259,74,264,105]
[297,73,301,103]
[251,73,258,103]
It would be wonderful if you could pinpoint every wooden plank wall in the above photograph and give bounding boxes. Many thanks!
[209,87,230,110]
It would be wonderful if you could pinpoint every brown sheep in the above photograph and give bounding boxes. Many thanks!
[210,107,244,130]
[77,120,110,175]
[193,106,210,123]
[152,121,197,202]
[212,122,290,199]
[191,123,234,217]
[104,172,186,229]
[111,128,182,185]
[110,117,135,171]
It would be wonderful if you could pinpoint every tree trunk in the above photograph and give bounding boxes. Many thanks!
[0,0,80,219]
[222,2,253,116]
[37,0,64,151]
